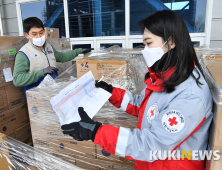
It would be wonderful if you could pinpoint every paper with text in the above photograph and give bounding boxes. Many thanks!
[50,71,112,126]
[3,67,13,82]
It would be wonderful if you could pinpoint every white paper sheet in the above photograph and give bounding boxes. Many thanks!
[3,67,13,82]
[50,71,112,125]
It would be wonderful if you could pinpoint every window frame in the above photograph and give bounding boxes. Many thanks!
[16,0,213,49]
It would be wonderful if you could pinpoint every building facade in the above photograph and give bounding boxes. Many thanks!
[0,0,220,50]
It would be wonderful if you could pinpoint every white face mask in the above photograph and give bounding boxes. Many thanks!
[141,39,169,68]
[27,33,45,47]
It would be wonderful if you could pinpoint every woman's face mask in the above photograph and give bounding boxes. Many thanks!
[141,39,169,68]
[27,33,45,47]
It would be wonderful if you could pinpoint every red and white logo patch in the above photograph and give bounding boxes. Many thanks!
[147,103,159,124]
[162,110,185,133]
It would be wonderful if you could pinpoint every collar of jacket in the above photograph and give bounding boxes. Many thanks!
[144,66,175,92]
[28,40,47,51]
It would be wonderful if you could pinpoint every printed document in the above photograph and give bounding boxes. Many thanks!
[50,71,112,126]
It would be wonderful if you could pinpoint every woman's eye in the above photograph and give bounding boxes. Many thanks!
[147,43,151,45]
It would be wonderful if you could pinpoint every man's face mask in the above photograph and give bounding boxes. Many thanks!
[141,38,170,68]
[27,33,45,47]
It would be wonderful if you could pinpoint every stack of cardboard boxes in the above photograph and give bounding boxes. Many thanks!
[25,53,147,169]
[44,27,75,75]
[26,90,137,169]
[198,52,222,170]
[22,42,222,169]
[0,36,32,144]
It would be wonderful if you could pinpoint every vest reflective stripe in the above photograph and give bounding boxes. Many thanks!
[19,41,57,73]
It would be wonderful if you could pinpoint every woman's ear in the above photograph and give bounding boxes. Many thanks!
[169,38,176,49]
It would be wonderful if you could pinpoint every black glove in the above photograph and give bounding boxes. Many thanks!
[43,66,58,76]
[82,48,94,54]
[61,107,102,142]
[95,81,113,93]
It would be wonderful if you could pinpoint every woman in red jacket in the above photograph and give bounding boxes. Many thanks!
[62,10,213,170]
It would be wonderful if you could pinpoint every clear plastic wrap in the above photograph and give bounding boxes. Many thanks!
[198,50,222,105]
[84,45,143,58]
[26,52,147,169]
[0,133,83,169]
[76,51,147,94]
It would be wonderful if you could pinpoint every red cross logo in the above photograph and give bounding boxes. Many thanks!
[150,108,155,117]
[168,117,178,126]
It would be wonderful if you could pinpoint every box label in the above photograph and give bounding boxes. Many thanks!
[8,48,17,56]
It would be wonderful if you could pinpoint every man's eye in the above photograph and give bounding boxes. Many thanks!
[147,43,151,45]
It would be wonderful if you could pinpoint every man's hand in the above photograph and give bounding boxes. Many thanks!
[82,48,94,54]
[61,107,102,142]
[43,66,58,76]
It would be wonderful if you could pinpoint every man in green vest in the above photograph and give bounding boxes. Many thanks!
[13,17,92,93]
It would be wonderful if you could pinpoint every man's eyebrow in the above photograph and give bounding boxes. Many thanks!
[143,37,151,41]
[31,30,43,34]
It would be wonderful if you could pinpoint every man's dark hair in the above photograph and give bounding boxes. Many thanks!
[139,10,204,93]
[23,17,44,34]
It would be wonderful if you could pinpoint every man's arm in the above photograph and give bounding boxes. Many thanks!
[53,47,82,63]
[13,52,44,87]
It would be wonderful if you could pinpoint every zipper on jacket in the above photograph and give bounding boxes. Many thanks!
[41,47,50,67]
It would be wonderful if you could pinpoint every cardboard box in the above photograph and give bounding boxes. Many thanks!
[0,61,15,88]
[0,84,26,113]
[0,133,12,169]
[76,56,128,80]
[96,145,134,166]
[0,36,26,47]
[44,28,60,39]
[75,155,134,170]
[205,154,222,170]
[201,54,222,169]
[0,36,28,58]
[6,85,26,109]
[46,38,71,51]
[33,137,96,159]
[15,123,31,142]
[5,123,31,142]
[84,53,91,58]
[0,87,8,112]
[0,104,29,134]
[26,93,96,158]
[60,38,71,49]
[7,131,16,139]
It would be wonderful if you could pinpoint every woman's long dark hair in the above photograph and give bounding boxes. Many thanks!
[139,10,204,93]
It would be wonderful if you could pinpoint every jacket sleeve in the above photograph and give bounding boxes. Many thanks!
[53,46,82,63]
[13,52,44,87]
[109,87,145,117]
[94,94,212,162]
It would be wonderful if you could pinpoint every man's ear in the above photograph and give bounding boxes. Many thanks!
[24,32,29,40]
